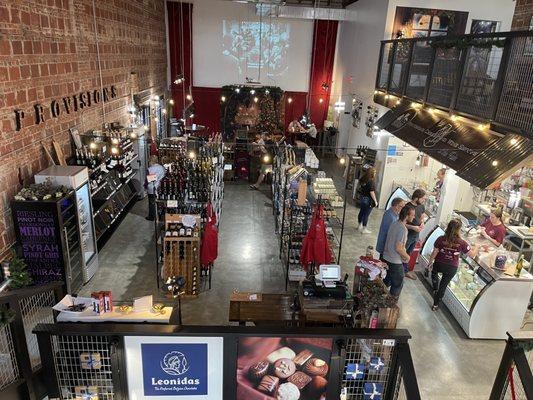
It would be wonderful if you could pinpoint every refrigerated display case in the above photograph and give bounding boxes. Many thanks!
[418,226,533,339]
[35,166,99,284]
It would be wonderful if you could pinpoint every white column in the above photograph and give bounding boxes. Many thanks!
[436,169,460,226]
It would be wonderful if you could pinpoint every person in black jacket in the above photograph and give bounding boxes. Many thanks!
[357,167,378,234]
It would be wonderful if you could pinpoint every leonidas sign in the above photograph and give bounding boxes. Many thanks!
[13,85,118,131]
[124,336,223,399]
[375,104,500,172]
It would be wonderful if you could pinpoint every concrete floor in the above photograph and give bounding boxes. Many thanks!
[80,158,532,399]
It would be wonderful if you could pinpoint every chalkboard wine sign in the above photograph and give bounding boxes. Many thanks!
[12,190,84,293]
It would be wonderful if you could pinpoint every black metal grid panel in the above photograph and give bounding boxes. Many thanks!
[456,44,504,119]
[378,43,394,89]
[501,348,532,400]
[496,36,533,135]
[52,334,114,399]
[389,42,412,95]
[20,289,56,371]
[0,323,19,390]
[340,338,397,399]
[405,41,432,100]
[427,48,462,108]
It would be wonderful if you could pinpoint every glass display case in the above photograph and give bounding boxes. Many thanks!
[419,226,533,339]
[448,257,492,311]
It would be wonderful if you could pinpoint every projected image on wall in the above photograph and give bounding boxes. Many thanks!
[222,20,290,78]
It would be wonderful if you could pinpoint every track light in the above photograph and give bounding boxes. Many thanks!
[235,88,240,93]
[339,157,346,165]
[186,94,192,101]
[288,97,293,103]
[221,96,226,102]
[250,89,255,95]
[169,99,174,105]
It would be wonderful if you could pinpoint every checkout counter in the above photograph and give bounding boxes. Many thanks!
[418,224,533,339]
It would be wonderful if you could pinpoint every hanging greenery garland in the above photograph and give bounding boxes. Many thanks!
[430,37,506,50]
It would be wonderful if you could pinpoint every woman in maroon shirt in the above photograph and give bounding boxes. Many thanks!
[428,219,477,311]
[479,209,506,246]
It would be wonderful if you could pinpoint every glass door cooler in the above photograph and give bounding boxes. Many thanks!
[36,166,99,284]
[418,226,533,339]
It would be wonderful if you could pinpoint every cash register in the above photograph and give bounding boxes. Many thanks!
[302,265,348,299]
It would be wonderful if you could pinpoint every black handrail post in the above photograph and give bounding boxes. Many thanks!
[35,332,60,398]
[8,297,37,399]
[488,336,515,400]
[375,42,386,90]
[397,342,422,400]
[423,43,437,104]
[401,42,415,97]
[386,42,397,93]
[449,43,469,112]
[513,347,533,399]
[490,37,513,121]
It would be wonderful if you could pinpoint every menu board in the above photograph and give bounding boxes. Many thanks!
[13,206,63,284]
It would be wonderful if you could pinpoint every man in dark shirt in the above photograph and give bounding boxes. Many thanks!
[404,189,427,280]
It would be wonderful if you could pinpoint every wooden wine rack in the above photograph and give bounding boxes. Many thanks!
[162,214,201,298]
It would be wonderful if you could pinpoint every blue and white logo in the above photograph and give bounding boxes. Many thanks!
[161,351,190,376]
[141,343,208,396]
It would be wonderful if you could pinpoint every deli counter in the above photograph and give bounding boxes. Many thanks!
[418,226,533,339]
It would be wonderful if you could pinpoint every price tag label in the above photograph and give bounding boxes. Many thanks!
[382,339,395,347]
[167,200,178,208]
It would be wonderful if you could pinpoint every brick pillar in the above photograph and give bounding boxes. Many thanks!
[512,0,533,30]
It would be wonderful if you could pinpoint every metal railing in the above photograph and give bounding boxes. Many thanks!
[490,331,533,400]
[375,31,533,139]
[0,281,65,400]
[34,324,422,400]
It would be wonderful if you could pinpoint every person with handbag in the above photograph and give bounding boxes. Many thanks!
[357,167,378,234]
[427,219,478,311]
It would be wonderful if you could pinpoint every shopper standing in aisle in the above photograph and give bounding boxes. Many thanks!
[383,205,416,297]
[357,167,379,234]
[376,198,406,259]
[404,189,427,280]
[250,133,274,190]
[427,219,478,311]
[146,155,166,221]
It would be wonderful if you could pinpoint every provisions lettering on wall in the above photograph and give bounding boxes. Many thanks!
[13,85,118,131]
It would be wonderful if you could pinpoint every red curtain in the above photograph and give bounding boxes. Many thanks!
[192,87,221,133]
[308,20,338,130]
[167,2,193,120]
[284,91,307,129]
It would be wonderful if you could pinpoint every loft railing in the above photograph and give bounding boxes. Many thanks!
[489,331,533,400]
[0,281,65,400]
[374,31,533,139]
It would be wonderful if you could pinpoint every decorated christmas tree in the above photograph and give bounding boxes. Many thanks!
[8,251,32,289]
[256,95,279,133]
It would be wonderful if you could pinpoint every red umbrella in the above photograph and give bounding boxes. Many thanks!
[201,202,218,266]
[300,204,333,270]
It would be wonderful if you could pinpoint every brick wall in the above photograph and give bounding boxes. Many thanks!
[512,0,533,30]
[0,0,168,259]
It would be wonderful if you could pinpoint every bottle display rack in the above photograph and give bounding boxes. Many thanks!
[162,214,201,298]
[155,140,224,292]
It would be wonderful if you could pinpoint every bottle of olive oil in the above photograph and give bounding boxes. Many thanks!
[514,255,525,278]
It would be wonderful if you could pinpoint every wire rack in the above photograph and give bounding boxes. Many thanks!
[20,289,56,371]
[340,338,397,399]
[52,334,115,400]
[0,323,19,390]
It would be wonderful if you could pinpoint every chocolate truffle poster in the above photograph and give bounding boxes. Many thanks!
[236,337,333,400]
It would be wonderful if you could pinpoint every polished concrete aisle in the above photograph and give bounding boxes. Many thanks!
[83,173,518,399]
